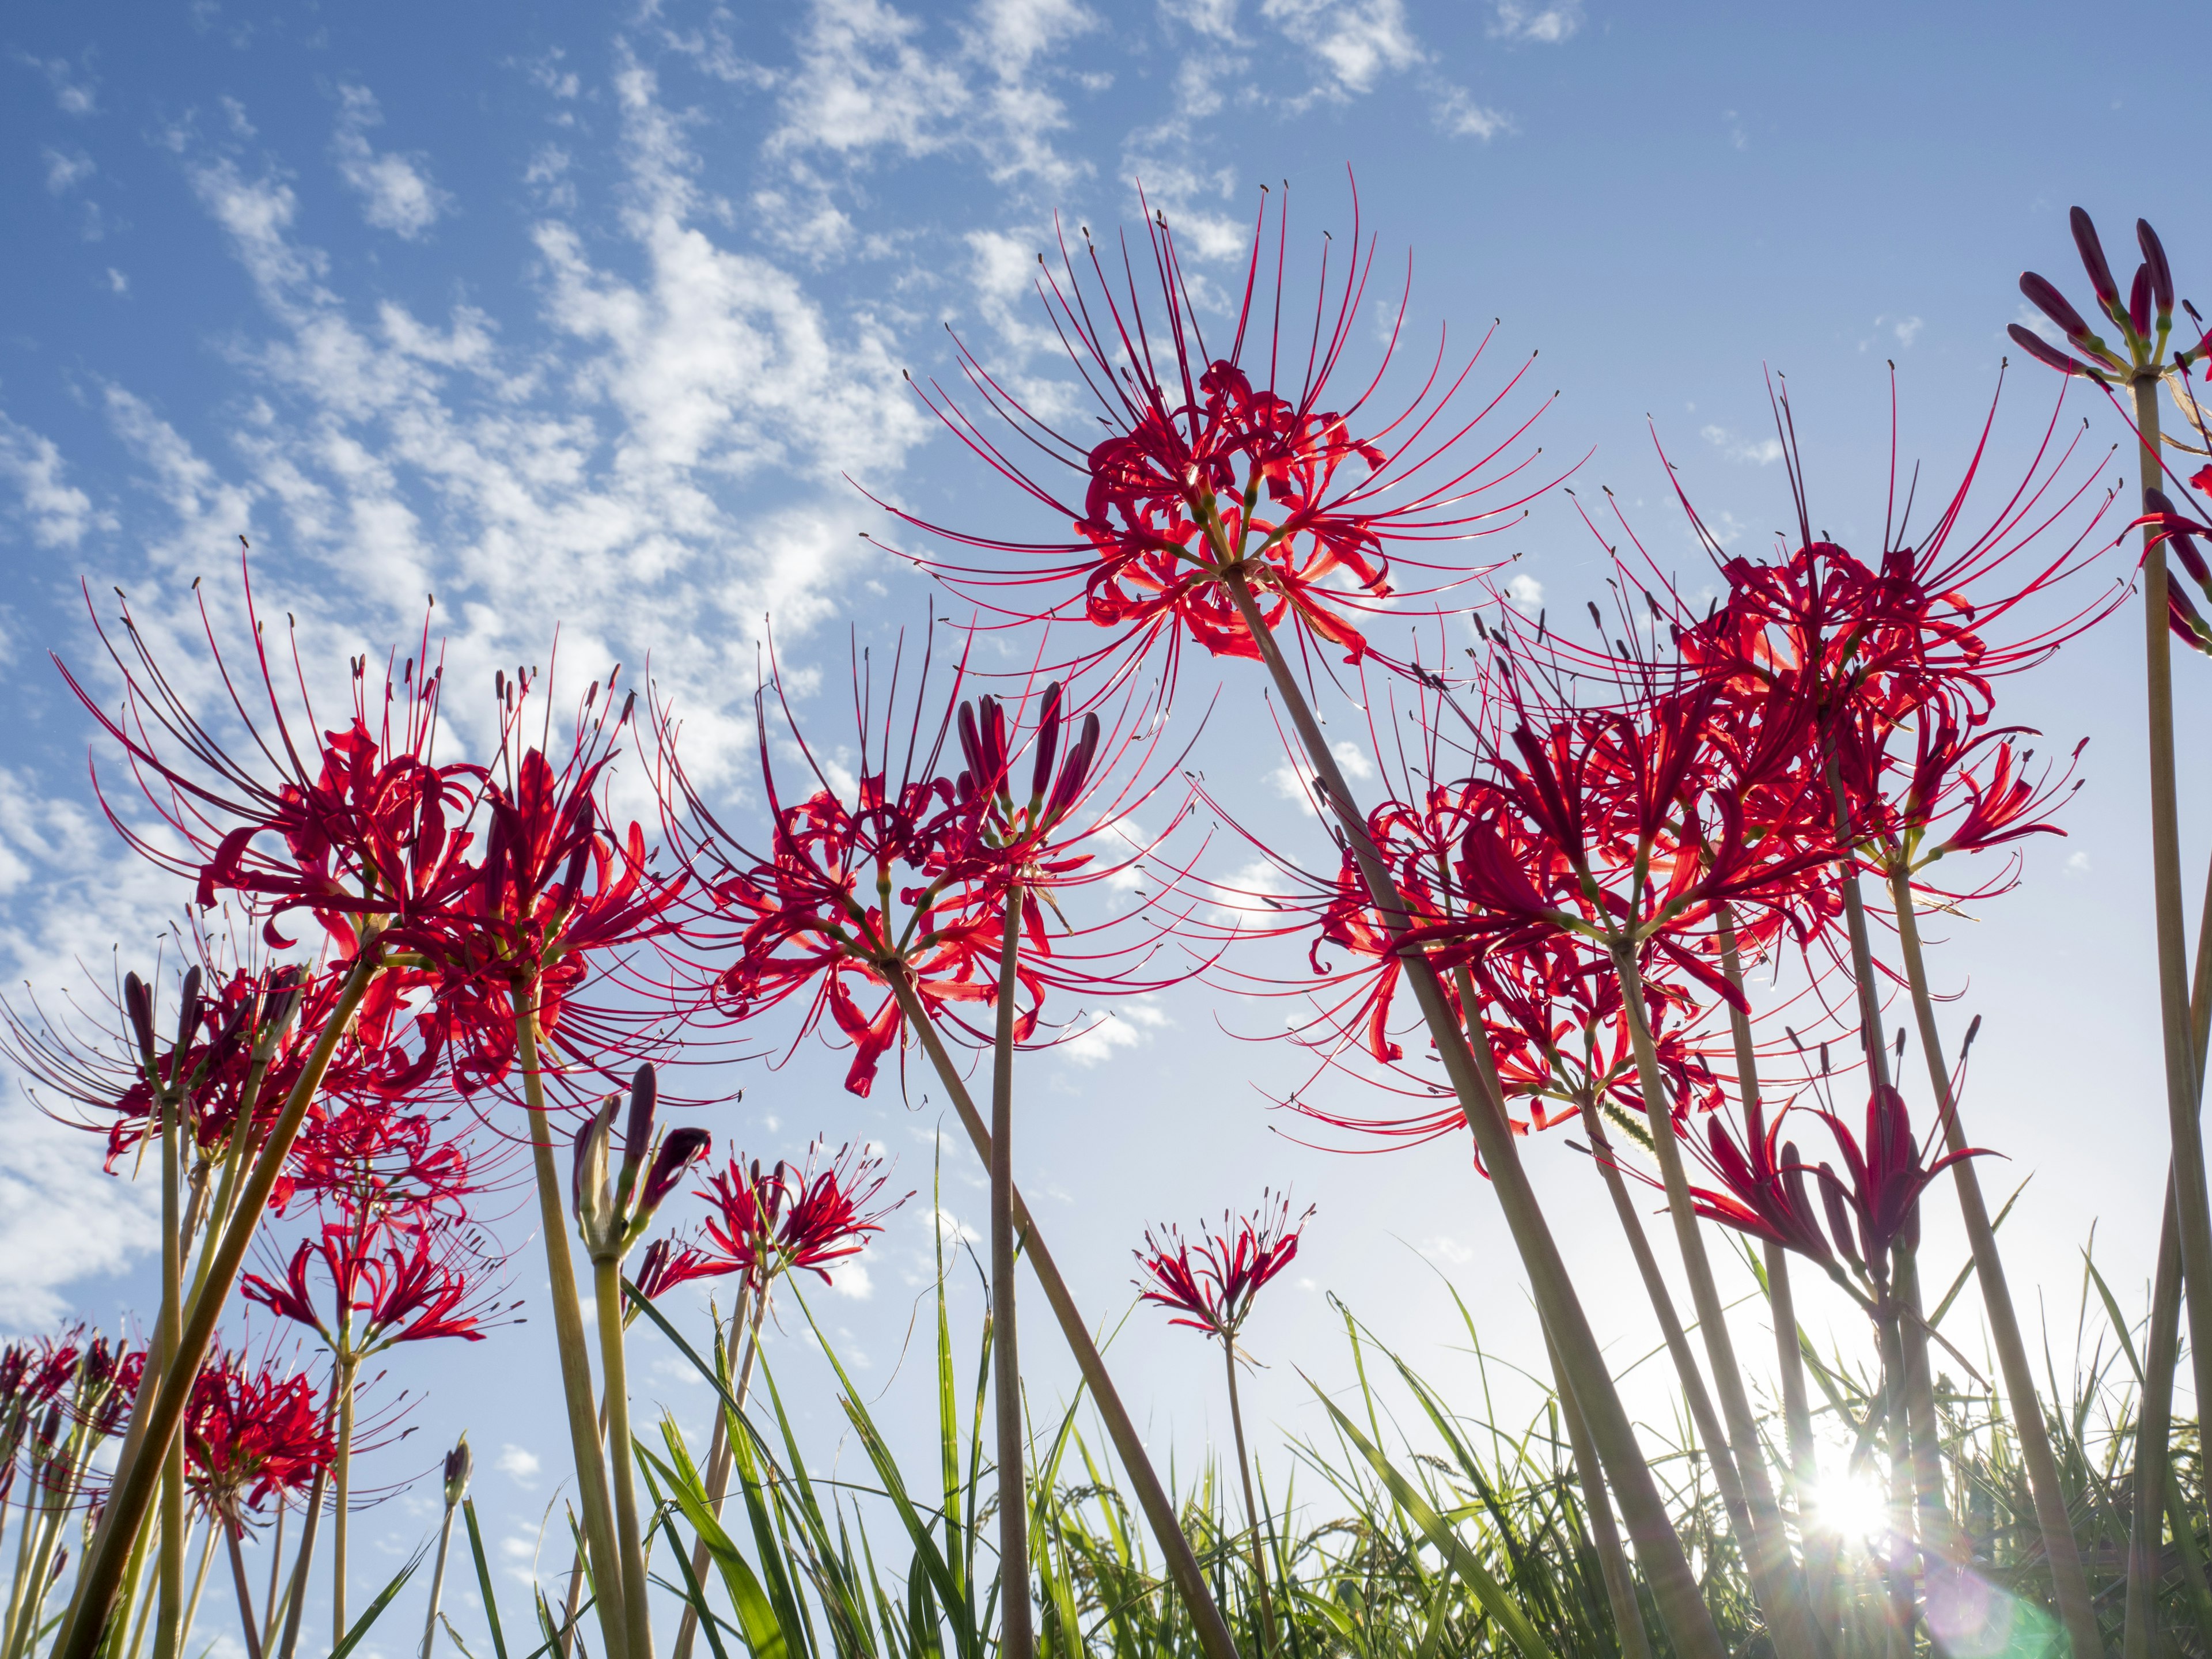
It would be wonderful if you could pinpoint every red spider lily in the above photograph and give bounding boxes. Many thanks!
[688,1141,910,1296]
[242,1217,509,1355]
[2009,210,2198,385]
[1686,1083,1988,1296]
[279,1094,476,1222]
[877,184,1554,677]
[0,1332,144,1508]
[1135,1192,1313,1349]
[55,574,483,959]
[660,629,1197,1097]
[181,1353,335,1526]
[631,1235,722,1302]
[393,665,687,1096]
[2135,486,2212,657]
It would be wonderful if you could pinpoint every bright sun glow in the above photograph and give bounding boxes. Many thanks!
[1807,1468,1892,1542]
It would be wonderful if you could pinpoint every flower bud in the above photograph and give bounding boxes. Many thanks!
[571,1093,619,1244]
[2139,218,2175,319]
[616,1063,657,1212]
[1045,712,1102,824]
[1819,1168,1862,1271]
[1029,682,1064,809]
[2017,274,2090,342]
[638,1127,713,1222]
[173,966,204,1055]
[2071,205,2120,309]
[2005,324,2099,381]
[2170,584,2212,655]
[442,1434,472,1507]
[2130,265,2153,342]
[123,974,154,1065]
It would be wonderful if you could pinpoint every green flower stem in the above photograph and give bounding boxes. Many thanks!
[419,1497,459,1659]
[223,1522,263,1659]
[513,997,630,1659]
[592,1253,653,1659]
[331,1353,357,1649]
[883,972,1243,1659]
[274,1461,328,1659]
[989,890,1035,1659]
[2131,369,2212,1549]
[1221,1340,1278,1659]
[1214,567,1725,1659]
[154,1075,185,1659]
[670,1290,764,1659]
[58,950,382,1659]
[1888,870,2098,1658]
[1543,1318,1652,1659]
[1607,942,1821,1659]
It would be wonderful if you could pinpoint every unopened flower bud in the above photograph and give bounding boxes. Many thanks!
[123,974,154,1065]
[2006,324,2098,380]
[2130,265,2153,342]
[1045,712,1102,824]
[2017,274,2090,342]
[442,1434,472,1507]
[2071,205,2120,309]
[572,1094,619,1244]
[638,1127,713,1225]
[2145,489,2211,586]
[2139,218,2175,319]
[2169,583,2212,655]
[615,1063,658,1213]
[174,966,203,1055]
[1029,682,1065,809]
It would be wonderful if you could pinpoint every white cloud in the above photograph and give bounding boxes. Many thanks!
[1259,0,1423,98]
[1724,109,1748,151]
[1059,999,1170,1065]
[1506,571,1543,613]
[1421,1235,1474,1265]
[496,1445,541,1484]
[0,414,112,549]
[1490,0,1582,42]
[1699,423,1783,466]
[332,84,454,240]
[105,268,128,295]
[1270,738,1374,802]
[1434,87,1512,140]
[42,147,96,195]
[14,51,98,116]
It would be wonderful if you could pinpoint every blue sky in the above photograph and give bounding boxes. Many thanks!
[3,0,2208,1651]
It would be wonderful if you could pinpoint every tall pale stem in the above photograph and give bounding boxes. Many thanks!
[2131,373,2212,1482]
[2127,842,2212,1659]
[514,995,629,1659]
[1221,1343,1278,1659]
[222,1523,262,1659]
[1607,943,1820,1659]
[671,1290,767,1659]
[882,974,1241,1659]
[419,1502,457,1659]
[1573,1099,1752,1541]
[988,892,1035,1659]
[58,953,380,1659]
[1543,1319,1653,1659]
[592,1255,653,1659]
[1888,872,2099,1656]
[154,1081,184,1659]
[331,1353,357,1649]
[1216,567,1725,1659]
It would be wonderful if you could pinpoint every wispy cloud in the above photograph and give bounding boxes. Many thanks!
[332,84,454,239]
[1490,0,1582,43]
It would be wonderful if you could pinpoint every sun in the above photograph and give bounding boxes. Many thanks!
[1806,1467,1892,1543]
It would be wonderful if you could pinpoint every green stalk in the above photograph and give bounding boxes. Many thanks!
[1888,871,2098,1657]
[2126,843,2212,1659]
[513,994,629,1659]
[2130,372,2212,1514]
[176,1520,216,1659]
[257,1502,286,1659]
[670,1289,763,1659]
[274,1461,328,1659]
[331,1352,357,1649]
[1573,1094,1753,1543]
[420,1499,459,1659]
[1608,943,1821,1659]
[1217,567,1725,1659]
[1220,1340,1278,1659]
[113,1520,157,1659]
[1543,1319,1653,1659]
[988,890,1035,1659]
[883,972,1243,1659]
[590,1253,652,1659]
[154,1072,184,1659]
[57,951,381,1659]
[223,1521,263,1659]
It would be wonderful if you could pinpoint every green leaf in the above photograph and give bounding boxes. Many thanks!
[461,1498,509,1659]
[327,1548,426,1659]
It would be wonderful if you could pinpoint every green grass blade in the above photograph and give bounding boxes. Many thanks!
[461,1498,509,1659]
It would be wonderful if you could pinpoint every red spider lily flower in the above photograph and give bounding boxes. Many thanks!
[394,664,687,1096]
[55,574,483,959]
[876,184,1554,677]
[660,628,1198,1097]
[242,1217,509,1355]
[1135,1192,1313,1349]
[0,1332,145,1507]
[631,1235,724,1302]
[1679,1099,1840,1271]
[279,1094,477,1222]
[182,1353,335,1526]
[2012,211,2198,385]
[690,1141,910,1296]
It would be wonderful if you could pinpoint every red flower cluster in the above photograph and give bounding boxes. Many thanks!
[644,1141,909,1301]
[181,1351,335,1526]
[1134,1192,1313,1346]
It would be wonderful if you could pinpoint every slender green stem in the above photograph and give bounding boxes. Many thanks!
[592,1253,652,1659]
[2131,376,2212,1529]
[988,890,1035,1659]
[513,995,629,1659]
[1543,1319,1653,1659]
[58,951,381,1659]
[332,1353,357,1649]
[671,1289,765,1659]
[224,1521,262,1659]
[1888,872,2099,1656]
[1215,567,1724,1659]
[884,972,1243,1659]
[421,1502,457,1659]
[1221,1340,1278,1659]
[1607,943,1820,1659]
[257,1502,286,1659]
[176,1521,216,1659]
[154,1075,184,1659]
[274,1460,327,1659]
